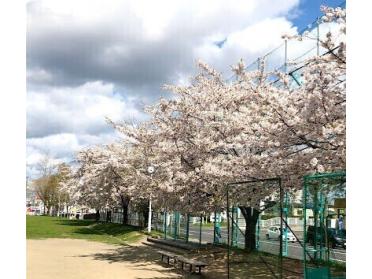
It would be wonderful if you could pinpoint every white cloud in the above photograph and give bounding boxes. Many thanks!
[27,133,80,156]
[26,132,121,176]
[26,0,307,175]
[26,80,148,176]
[27,81,148,138]
[27,0,301,88]
[194,17,298,73]
[26,68,53,84]
[287,21,344,62]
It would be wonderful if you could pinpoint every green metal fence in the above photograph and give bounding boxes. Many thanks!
[303,171,346,279]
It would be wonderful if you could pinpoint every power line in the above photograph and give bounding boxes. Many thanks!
[233,0,345,78]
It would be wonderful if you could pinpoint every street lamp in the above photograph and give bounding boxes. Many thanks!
[147,165,155,233]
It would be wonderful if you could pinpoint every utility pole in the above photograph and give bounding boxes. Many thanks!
[147,166,155,233]
[316,17,320,56]
[148,192,152,233]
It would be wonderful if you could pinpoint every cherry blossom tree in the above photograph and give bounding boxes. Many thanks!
[69,146,115,220]
[70,138,159,224]
[67,5,345,251]
[115,6,345,250]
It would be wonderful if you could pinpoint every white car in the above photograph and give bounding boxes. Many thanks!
[266,226,296,242]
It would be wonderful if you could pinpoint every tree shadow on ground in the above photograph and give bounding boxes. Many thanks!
[228,250,305,279]
[55,219,95,227]
[76,242,309,279]
[76,244,213,278]
[55,219,141,237]
[74,223,140,236]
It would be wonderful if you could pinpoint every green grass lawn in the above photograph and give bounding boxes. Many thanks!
[26,216,144,245]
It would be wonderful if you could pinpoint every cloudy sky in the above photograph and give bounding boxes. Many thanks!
[26,0,344,177]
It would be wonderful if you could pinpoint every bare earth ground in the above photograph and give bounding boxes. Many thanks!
[27,238,183,279]
[27,237,306,279]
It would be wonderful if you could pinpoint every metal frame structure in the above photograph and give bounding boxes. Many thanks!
[303,171,346,279]
[150,173,345,279]
[226,177,284,279]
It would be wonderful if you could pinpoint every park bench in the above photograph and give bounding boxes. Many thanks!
[158,250,208,274]
[158,250,178,265]
[175,255,208,274]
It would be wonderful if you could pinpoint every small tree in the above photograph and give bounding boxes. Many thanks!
[33,174,59,215]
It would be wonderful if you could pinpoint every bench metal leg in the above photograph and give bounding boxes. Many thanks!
[189,264,192,272]
[167,256,169,265]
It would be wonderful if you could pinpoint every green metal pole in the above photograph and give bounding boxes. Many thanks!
[164,211,167,240]
[174,211,178,240]
[283,192,289,256]
[231,207,238,247]
[323,193,331,265]
[177,212,180,240]
[314,190,319,261]
[186,213,190,243]
[256,213,260,249]
[199,215,202,246]
[227,185,230,279]
[213,210,217,244]
[279,178,283,279]
[319,193,322,261]
[231,207,234,247]
[319,191,325,261]
[303,178,307,279]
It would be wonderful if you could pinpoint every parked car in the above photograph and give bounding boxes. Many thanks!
[266,225,296,242]
[306,225,346,249]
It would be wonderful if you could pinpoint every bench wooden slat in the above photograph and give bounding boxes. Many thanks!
[158,250,207,274]
[176,256,207,267]
[158,250,178,265]
[158,250,177,257]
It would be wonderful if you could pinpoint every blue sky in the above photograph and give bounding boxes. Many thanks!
[291,0,345,32]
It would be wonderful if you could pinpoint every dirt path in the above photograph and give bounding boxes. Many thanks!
[27,238,182,279]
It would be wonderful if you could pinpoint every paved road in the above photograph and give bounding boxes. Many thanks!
[185,226,346,263]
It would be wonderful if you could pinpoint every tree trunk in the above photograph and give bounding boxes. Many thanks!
[122,204,128,225]
[106,210,112,223]
[142,207,149,228]
[239,206,260,251]
[95,209,100,222]
[120,196,130,225]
